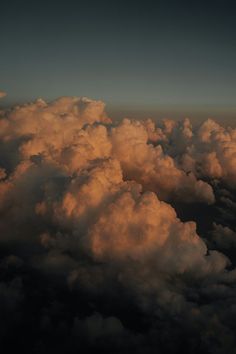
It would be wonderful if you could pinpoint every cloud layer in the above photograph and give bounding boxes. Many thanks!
[1,96,236,353]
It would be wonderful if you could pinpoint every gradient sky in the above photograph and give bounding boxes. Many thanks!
[0,0,236,120]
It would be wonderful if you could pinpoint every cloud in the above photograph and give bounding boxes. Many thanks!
[156,118,236,187]
[72,312,125,340]
[1,96,236,353]
[111,118,215,204]
[0,91,6,99]
[210,223,236,250]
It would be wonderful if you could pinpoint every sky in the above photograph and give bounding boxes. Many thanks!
[0,0,236,120]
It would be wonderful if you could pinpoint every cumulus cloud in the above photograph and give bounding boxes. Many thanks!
[0,91,6,98]
[210,223,236,251]
[1,96,236,353]
[155,117,236,187]
[111,118,215,203]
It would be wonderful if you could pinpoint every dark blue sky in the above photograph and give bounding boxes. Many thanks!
[0,0,236,120]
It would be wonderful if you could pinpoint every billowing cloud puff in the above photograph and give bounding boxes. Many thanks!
[0,97,110,149]
[86,186,229,314]
[154,117,236,187]
[210,223,236,250]
[51,158,124,229]
[1,96,236,354]
[89,190,204,262]
[0,91,6,98]
[111,118,215,203]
